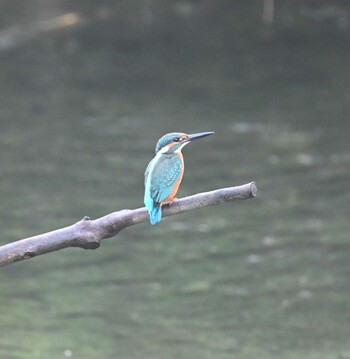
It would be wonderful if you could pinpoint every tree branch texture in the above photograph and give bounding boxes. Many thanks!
[0,182,257,267]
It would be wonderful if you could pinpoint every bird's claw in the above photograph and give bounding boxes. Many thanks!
[163,198,178,207]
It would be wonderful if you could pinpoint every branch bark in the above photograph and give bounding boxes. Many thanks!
[0,182,257,268]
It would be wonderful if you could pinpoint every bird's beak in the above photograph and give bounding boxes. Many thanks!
[187,131,214,142]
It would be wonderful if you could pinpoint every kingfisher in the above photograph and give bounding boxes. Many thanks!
[144,131,214,225]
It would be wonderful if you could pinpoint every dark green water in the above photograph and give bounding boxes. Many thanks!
[0,2,350,358]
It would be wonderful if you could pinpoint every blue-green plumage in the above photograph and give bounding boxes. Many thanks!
[144,131,214,225]
[148,155,182,203]
[144,152,182,224]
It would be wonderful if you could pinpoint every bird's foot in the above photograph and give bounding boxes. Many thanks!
[163,198,178,207]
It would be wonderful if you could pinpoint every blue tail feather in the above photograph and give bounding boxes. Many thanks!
[149,204,162,225]
[144,190,162,225]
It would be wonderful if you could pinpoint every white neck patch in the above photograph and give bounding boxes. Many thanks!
[158,145,170,154]
[175,142,190,153]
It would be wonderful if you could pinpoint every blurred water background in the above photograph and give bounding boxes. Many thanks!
[0,1,350,358]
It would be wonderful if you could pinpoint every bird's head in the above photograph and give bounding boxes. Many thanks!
[155,131,214,154]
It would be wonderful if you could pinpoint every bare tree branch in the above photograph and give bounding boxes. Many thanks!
[0,182,257,267]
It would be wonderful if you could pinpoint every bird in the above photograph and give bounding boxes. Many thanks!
[144,131,214,225]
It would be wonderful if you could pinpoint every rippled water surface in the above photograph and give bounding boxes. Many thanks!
[0,2,350,359]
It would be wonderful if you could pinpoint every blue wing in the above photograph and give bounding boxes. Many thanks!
[144,154,182,224]
[148,154,182,203]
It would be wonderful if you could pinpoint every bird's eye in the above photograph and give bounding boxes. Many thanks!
[173,137,180,142]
